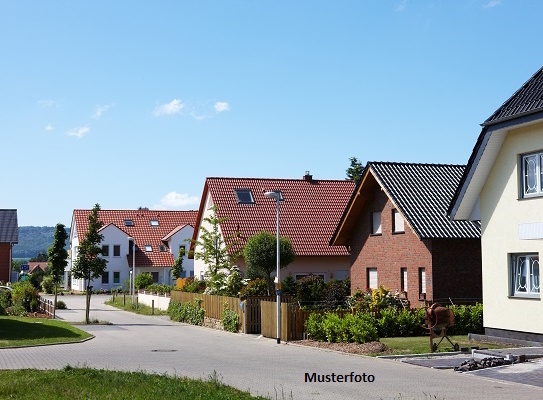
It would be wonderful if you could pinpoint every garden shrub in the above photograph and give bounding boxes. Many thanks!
[349,312,378,343]
[322,312,343,342]
[182,278,206,293]
[239,278,268,297]
[322,278,350,309]
[7,305,27,317]
[448,304,483,335]
[145,284,172,295]
[41,275,55,294]
[296,275,326,306]
[281,275,297,297]
[134,273,154,290]
[221,303,239,332]
[11,281,39,312]
[0,288,12,315]
[377,308,399,338]
[167,299,205,325]
[56,300,67,310]
[305,313,326,341]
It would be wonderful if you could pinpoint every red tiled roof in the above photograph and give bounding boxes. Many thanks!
[72,209,197,268]
[192,177,355,256]
[28,262,47,274]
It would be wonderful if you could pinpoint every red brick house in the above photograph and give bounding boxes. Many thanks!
[0,209,18,283]
[191,173,356,282]
[330,162,481,306]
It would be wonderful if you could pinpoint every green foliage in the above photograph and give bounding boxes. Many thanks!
[172,247,185,280]
[448,303,484,335]
[167,299,205,325]
[29,251,48,262]
[322,278,350,309]
[305,313,326,341]
[71,204,108,324]
[29,268,46,291]
[296,275,326,306]
[224,266,244,297]
[55,300,67,309]
[0,289,12,315]
[12,226,71,259]
[181,277,206,293]
[48,222,68,315]
[144,284,172,295]
[192,206,241,295]
[221,303,239,332]
[346,156,365,183]
[10,281,39,312]
[281,275,297,297]
[41,275,55,294]
[239,278,268,297]
[135,272,154,290]
[305,311,378,344]
[244,231,295,295]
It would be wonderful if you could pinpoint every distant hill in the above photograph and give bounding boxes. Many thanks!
[12,226,70,259]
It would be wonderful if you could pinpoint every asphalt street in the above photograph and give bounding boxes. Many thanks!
[1,294,542,400]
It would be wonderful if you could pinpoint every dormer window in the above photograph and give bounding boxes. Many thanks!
[124,219,134,227]
[159,244,167,252]
[150,220,159,226]
[235,189,255,204]
[144,245,153,252]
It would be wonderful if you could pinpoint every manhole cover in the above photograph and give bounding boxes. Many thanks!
[151,349,177,353]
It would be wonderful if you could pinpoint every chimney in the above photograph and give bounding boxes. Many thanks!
[303,171,313,182]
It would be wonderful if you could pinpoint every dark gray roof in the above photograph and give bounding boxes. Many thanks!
[484,66,543,125]
[370,162,481,239]
[0,209,18,243]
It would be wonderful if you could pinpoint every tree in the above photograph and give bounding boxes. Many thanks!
[71,204,107,324]
[346,156,365,183]
[244,231,295,295]
[30,251,48,262]
[192,206,241,295]
[171,247,185,280]
[47,223,68,318]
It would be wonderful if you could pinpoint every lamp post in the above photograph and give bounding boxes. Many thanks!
[264,190,281,344]
[128,237,135,304]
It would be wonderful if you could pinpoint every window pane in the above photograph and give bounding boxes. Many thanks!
[113,272,120,284]
[113,245,120,257]
[530,256,540,293]
[401,268,408,292]
[372,212,382,234]
[419,268,426,294]
[368,268,378,289]
[393,210,404,233]
[515,256,527,293]
[524,155,538,195]
[102,271,109,284]
[102,245,109,257]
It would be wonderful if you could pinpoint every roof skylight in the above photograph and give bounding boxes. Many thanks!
[150,220,159,226]
[124,219,134,227]
[235,189,255,204]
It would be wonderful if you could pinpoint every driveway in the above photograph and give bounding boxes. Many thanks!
[1,294,542,400]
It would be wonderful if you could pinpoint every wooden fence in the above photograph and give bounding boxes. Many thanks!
[39,296,55,317]
[170,291,241,321]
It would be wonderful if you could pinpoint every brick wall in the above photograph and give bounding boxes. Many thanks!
[431,239,482,304]
[349,178,433,306]
[0,243,11,283]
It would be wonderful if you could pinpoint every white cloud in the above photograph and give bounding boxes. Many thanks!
[92,104,114,119]
[214,101,230,113]
[153,192,200,209]
[483,0,501,8]
[45,123,53,132]
[67,126,90,138]
[153,99,184,116]
[38,99,58,108]
[395,0,408,12]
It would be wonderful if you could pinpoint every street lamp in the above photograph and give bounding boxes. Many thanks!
[264,190,281,344]
[128,237,135,304]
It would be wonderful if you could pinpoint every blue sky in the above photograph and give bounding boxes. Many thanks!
[2,0,542,226]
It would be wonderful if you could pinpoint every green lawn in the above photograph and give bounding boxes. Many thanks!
[0,316,92,348]
[105,295,168,316]
[0,367,269,400]
[379,335,506,356]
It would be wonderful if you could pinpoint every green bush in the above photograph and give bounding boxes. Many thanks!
[0,288,12,315]
[322,278,350,309]
[55,300,67,309]
[167,299,205,325]
[41,275,55,294]
[322,312,343,342]
[7,305,27,316]
[348,313,378,343]
[296,275,325,306]
[134,273,154,290]
[145,284,172,295]
[239,278,268,297]
[448,304,483,335]
[222,303,239,332]
[182,278,206,293]
[11,281,39,312]
[377,308,399,338]
[305,313,326,341]
[281,275,297,297]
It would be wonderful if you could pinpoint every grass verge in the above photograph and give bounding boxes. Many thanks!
[105,295,168,316]
[379,335,506,355]
[0,316,92,348]
[0,367,269,400]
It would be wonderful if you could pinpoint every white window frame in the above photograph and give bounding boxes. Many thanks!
[521,152,543,198]
[511,253,540,298]
[392,209,405,233]
[113,271,120,284]
[367,268,378,289]
[419,268,426,298]
[144,245,153,252]
[401,268,408,293]
[371,211,382,235]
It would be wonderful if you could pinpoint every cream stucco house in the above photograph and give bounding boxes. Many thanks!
[449,66,543,342]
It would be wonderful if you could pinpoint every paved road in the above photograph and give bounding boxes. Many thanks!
[1,295,542,400]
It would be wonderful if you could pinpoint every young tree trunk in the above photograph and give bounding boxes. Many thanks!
[53,284,58,319]
[85,284,92,324]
